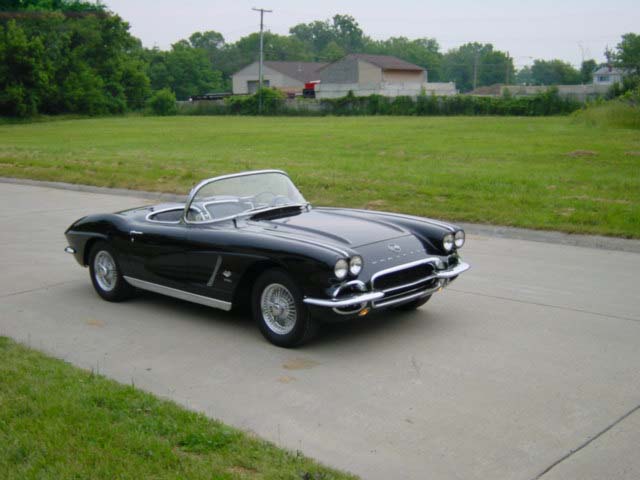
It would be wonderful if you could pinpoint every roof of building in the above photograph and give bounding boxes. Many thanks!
[262,61,328,82]
[593,66,626,75]
[341,54,424,71]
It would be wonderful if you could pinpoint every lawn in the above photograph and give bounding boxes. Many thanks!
[0,337,355,479]
[0,115,638,237]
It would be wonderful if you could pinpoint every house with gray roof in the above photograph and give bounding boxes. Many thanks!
[231,61,327,95]
[593,66,627,85]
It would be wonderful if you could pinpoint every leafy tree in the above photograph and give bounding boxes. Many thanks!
[0,0,105,12]
[289,14,366,58]
[146,88,176,115]
[146,40,226,99]
[516,66,534,85]
[580,59,597,83]
[614,33,640,74]
[319,40,345,62]
[364,37,442,81]
[441,43,514,92]
[529,59,582,85]
[0,20,48,116]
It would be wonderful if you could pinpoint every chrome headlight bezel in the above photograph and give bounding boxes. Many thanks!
[334,259,348,280]
[454,230,465,248]
[349,255,363,276]
[443,233,454,252]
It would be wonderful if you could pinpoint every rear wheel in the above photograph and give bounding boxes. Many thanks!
[252,269,317,347]
[89,241,135,302]
[395,295,431,311]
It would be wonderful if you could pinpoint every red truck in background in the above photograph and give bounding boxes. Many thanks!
[303,80,320,99]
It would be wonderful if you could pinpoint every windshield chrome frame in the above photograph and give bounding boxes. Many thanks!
[183,169,307,225]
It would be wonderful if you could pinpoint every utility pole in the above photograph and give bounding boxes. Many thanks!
[505,52,510,85]
[472,50,479,91]
[252,7,272,113]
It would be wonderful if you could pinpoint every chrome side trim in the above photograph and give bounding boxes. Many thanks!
[303,291,384,308]
[64,246,76,254]
[123,276,232,311]
[206,256,223,287]
[370,257,441,289]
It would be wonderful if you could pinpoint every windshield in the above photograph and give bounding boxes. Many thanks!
[185,171,306,223]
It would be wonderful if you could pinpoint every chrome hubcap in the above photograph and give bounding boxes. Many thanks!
[260,283,297,335]
[94,251,117,292]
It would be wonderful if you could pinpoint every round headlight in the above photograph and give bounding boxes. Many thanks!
[443,233,454,252]
[349,256,363,276]
[454,230,465,248]
[334,259,348,279]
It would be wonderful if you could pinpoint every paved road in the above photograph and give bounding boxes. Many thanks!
[1,182,639,480]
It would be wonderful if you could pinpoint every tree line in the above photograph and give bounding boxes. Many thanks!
[1,0,639,116]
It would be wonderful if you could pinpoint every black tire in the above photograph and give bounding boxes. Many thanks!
[88,241,135,302]
[395,295,431,311]
[252,269,318,348]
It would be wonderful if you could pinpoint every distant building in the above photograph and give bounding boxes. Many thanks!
[592,66,626,85]
[232,61,327,95]
[315,53,456,98]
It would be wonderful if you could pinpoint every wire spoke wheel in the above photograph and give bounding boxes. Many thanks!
[94,250,117,292]
[260,283,297,335]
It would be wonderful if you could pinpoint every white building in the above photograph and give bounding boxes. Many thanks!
[592,66,626,85]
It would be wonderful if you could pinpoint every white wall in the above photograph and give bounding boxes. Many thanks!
[316,82,457,99]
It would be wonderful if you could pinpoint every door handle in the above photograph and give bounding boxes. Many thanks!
[130,230,144,235]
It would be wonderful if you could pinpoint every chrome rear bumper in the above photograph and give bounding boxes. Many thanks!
[303,261,470,310]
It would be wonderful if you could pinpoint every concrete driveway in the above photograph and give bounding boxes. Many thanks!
[1,181,639,480]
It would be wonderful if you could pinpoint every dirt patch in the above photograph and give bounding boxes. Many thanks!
[566,150,597,157]
[558,208,576,217]
[625,151,640,156]
[86,318,104,327]
[282,357,320,370]
[562,195,631,205]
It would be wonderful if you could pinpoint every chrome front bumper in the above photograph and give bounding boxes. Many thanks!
[304,261,470,310]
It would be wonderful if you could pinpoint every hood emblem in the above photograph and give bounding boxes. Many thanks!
[387,243,402,253]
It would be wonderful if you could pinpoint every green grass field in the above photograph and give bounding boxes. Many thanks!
[0,115,638,237]
[0,337,354,479]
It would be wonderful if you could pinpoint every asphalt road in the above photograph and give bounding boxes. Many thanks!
[1,182,639,480]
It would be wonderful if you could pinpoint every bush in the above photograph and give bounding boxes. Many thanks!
[574,87,640,129]
[225,87,285,115]
[146,88,177,116]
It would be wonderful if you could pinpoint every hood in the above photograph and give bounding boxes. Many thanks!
[250,208,410,247]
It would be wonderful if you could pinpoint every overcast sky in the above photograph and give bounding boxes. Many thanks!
[105,0,638,68]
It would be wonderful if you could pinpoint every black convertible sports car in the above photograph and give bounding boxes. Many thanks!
[65,170,469,347]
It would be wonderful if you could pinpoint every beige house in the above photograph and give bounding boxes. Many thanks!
[232,61,327,95]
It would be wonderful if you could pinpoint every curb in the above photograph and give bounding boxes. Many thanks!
[2,176,639,254]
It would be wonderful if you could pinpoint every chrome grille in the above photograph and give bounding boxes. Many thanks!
[372,262,435,292]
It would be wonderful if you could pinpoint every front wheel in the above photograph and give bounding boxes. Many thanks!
[252,269,317,347]
[89,241,135,302]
